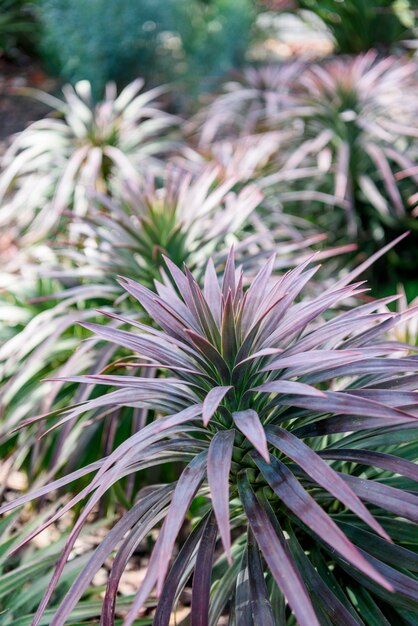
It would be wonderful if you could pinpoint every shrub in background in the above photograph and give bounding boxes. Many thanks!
[0,0,38,59]
[37,0,178,98]
[2,242,418,624]
[37,0,255,98]
[178,0,255,93]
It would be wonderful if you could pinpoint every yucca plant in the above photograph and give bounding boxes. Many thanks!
[295,52,418,243]
[0,161,352,461]
[0,167,266,480]
[199,53,418,263]
[2,238,418,624]
[196,63,303,147]
[0,78,179,242]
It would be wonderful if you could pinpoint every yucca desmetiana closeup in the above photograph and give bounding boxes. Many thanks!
[2,241,418,625]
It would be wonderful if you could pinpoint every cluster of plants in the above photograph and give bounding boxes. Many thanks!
[1,18,418,626]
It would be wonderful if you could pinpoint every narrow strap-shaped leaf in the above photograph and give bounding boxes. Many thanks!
[203,387,232,426]
[235,548,253,626]
[320,449,418,482]
[271,390,417,423]
[232,410,269,462]
[48,487,171,626]
[221,291,237,366]
[203,257,222,326]
[254,455,392,591]
[209,546,244,626]
[333,546,418,612]
[101,490,173,626]
[222,247,236,300]
[154,514,208,626]
[241,254,276,337]
[186,329,230,382]
[237,472,321,626]
[191,513,218,626]
[337,521,418,572]
[247,530,275,626]
[266,426,391,541]
[349,587,392,626]
[123,453,207,626]
[157,451,208,593]
[207,430,235,561]
[341,474,418,523]
[287,528,364,626]
[294,412,417,438]
[329,232,409,291]
[252,380,325,397]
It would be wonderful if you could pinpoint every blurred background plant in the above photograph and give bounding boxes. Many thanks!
[0,0,38,60]
[296,0,418,54]
[197,52,418,285]
[0,78,179,243]
[37,0,255,98]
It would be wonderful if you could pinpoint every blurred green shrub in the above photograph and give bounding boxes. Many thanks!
[0,0,38,58]
[38,0,254,98]
[297,0,417,53]
[38,0,178,98]
[178,0,254,92]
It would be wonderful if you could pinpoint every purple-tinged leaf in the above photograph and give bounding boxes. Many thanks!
[252,380,325,397]
[261,349,363,372]
[235,549,253,626]
[329,232,409,291]
[334,547,418,611]
[0,459,102,516]
[191,513,218,626]
[340,474,418,523]
[184,265,220,345]
[203,386,232,425]
[238,472,321,626]
[272,390,418,423]
[266,426,391,541]
[254,455,392,591]
[153,515,208,626]
[221,291,237,366]
[344,388,418,408]
[247,530,275,626]
[157,451,208,593]
[320,449,418,482]
[294,412,418,438]
[232,410,269,462]
[101,486,175,626]
[288,530,364,626]
[240,254,276,337]
[80,321,195,370]
[53,486,171,626]
[185,329,230,381]
[203,257,222,326]
[207,430,235,561]
[222,247,236,300]
[365,143,404,216]
[338,521,418,572]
